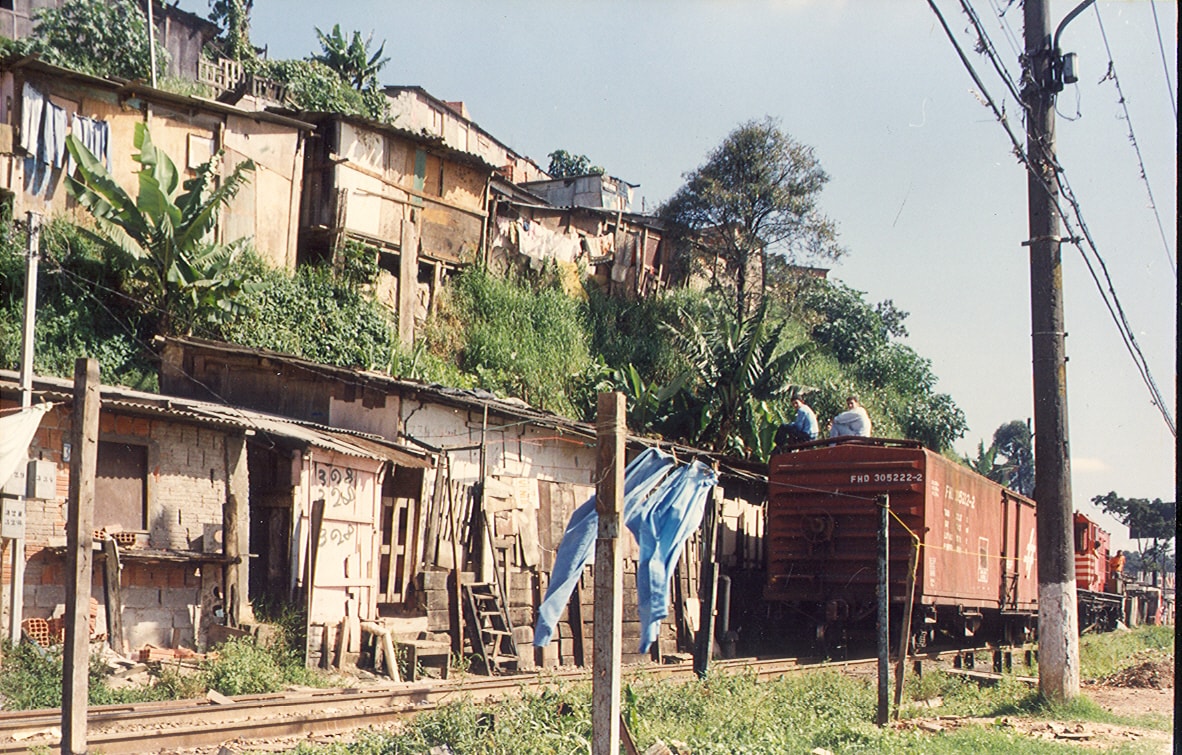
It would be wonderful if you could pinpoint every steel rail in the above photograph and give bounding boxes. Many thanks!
[0,654,919,753]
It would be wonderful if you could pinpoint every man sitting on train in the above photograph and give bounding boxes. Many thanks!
[774,396,819,449]
[829,395,873,438]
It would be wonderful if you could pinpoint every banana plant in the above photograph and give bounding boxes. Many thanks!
[662,301,812,459]
[64,121,255,335]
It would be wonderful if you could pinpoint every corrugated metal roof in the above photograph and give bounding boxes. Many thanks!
[0,370,430,468]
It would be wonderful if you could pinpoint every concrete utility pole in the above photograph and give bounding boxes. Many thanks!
[7,212,40,645]
[1022,0,1083,703]
[592,392,625,755]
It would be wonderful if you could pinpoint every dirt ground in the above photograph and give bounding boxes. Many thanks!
[902,657,1175,753]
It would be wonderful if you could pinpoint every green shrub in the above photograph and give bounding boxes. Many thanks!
[206,256,397,370]
[202,636,285,696]
[0,218,157,389]
[443,265,596,418]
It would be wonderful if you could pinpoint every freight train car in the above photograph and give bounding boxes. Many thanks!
[766,437,1039,650]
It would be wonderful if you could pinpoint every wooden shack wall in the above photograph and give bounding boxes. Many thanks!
[0,69,304,271]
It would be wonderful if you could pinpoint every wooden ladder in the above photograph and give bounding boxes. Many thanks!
[462,582,518,675]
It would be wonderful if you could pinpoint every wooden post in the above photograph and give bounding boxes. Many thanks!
[592,392,625,755]
[10,211,41,646]
[447,461,464,660]
[63,358,99,754]
[223,434,250,626]
[569,577,586,667]
[397,220,418,346]
[101,538,125,655]
[303,499,325,667]
[876,494,889,726]
[694,484,721,678]
[893,539,920,719]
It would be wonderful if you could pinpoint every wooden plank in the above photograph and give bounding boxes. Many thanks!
[101,538,125,656]
[569,574,586,667]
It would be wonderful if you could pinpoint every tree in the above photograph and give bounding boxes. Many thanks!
[64,122,256,336]
[990,420,1034,496]
[547,150,604,178]
[660,117,842,318]
[31,0,169,81]
[965,420,1033,496]
[310,24,389,91]
[208,0,253,62]
[658,300,811,459]
[798,279,966,452]
[1091,492,1176,577]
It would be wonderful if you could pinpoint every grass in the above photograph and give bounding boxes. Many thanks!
[1079,623,1173,680]
[269,624,1173,754]
[0,606,334,711]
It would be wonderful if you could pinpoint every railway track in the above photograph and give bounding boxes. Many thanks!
[0,650,1011,753]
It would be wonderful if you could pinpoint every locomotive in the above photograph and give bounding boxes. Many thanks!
[765,437,1127,650]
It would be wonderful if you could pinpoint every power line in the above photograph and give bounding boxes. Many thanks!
[927,0,1176,437]
[1092,2,1177,277]
[1148,0,1178,119]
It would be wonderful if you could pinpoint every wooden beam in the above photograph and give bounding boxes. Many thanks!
[63,358,99,754]
[591,392,625,755]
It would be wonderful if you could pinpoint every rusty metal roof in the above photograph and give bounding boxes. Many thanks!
[0,369,430,468]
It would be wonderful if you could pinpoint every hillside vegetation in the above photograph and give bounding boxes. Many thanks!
[1,214,965,461]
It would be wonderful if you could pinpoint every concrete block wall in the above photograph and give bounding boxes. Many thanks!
[21,552,206,650]
[147,420,227,551]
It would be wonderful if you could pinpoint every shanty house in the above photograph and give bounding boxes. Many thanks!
[0,369,428,664]
[488,177,673,299]
[383,86,548,185]
[159,336,768,668]
[0,57,312,271]
[295,112,496,344]
[0,1,218,83]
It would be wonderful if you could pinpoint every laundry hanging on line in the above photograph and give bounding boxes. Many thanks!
[0,403,52,490]
[533,446,718,654]
[19,82,111,196]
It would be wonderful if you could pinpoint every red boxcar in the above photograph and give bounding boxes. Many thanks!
[767,438,1038,647]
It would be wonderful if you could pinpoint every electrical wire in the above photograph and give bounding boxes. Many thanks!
[928,0,1176,437]
[985,0,1024,65]
[960,0,1025,108]
[1148,0,1178,119]
[42,256,283,446]
[1092,2,1177,277]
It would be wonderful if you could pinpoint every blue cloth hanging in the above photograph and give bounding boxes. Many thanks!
[533,447,718,653]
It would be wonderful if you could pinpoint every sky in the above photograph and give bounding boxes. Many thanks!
[189,0,1176,549]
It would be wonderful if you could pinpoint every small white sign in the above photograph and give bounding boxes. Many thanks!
[1,497,26,540]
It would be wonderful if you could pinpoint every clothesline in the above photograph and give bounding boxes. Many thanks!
[533,446,717,653]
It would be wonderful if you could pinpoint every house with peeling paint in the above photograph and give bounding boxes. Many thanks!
[158,336,768,669]
[0,369,429,664]
[0,56,312,271]
[294,111,497,345]
[488,176,674,299]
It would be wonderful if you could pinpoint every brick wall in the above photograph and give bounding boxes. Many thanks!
[11,403,234,651]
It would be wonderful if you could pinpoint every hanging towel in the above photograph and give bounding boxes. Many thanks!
[19,83,44,155]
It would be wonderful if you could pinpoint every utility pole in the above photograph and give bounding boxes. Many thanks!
[7,212,41,645]
[1022,0,1085,703]
[64,358,100,755]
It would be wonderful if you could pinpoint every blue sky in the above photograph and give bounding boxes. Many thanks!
[189,1,1177,548]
